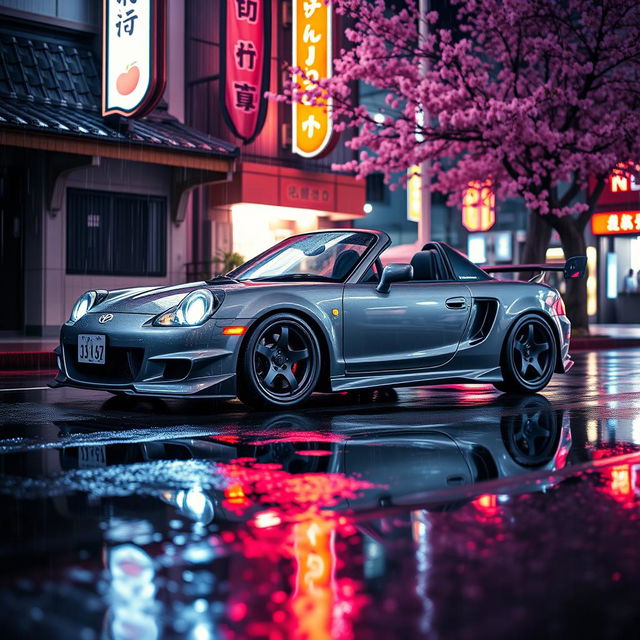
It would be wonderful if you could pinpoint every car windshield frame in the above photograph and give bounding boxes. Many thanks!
[228,231,379,283]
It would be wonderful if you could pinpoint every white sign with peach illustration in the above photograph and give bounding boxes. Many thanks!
[103,0,154,117]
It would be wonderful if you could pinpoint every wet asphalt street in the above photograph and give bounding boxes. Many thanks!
[0,350,639,640]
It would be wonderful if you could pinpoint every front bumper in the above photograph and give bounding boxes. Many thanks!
[51,312,250,398]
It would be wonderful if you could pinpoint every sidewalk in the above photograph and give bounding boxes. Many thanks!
[1,325,639,373]
[571,324,640,351]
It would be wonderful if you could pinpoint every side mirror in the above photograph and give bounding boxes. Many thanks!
[376,263,414,294]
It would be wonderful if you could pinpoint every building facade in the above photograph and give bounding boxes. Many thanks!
[0,0,367,336]
[184,0,365,271]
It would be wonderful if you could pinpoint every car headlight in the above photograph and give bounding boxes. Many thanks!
[69,291,97,323]
[154,289,217,327]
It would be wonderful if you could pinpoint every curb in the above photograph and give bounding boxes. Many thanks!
[0,350,56,372]
[570,338,640,351]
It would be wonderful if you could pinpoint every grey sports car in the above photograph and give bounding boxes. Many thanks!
[51,229,586,408]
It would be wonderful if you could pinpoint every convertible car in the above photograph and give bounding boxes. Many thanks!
[51,229,586,408]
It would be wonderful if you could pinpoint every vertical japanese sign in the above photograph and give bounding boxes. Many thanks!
[221,0,271,144]
[102,0,167,118]
[293,0,333,157]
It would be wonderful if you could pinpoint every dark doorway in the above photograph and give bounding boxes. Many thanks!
[0,168,24,331]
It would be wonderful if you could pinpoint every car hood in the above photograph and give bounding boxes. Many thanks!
[89,279,315,315]
[90,282,222,315]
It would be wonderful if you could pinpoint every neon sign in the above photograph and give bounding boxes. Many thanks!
[102,0,167,118]
[592,163,640,208]
[221,0,271,144]
[608,162,640,193]
[591,211,640,236]
[462,181,495,232]
[292,0,334,157]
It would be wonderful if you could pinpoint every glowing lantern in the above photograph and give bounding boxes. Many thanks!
[462,181,495,232]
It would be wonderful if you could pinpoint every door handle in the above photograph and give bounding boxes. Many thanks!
[445,297,467,309]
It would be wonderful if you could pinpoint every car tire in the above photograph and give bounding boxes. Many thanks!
[495,314,557,394]
[237,313,322,409]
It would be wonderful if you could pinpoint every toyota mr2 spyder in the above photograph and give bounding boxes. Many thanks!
[52,229,586,408]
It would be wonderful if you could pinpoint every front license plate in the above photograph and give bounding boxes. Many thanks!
[78,334,106,364]
[78,446,106,468]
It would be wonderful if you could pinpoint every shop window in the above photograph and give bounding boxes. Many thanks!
[366,173,386,203]
[66,188,167,277]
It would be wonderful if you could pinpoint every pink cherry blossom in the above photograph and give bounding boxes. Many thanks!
[276,0,640,331]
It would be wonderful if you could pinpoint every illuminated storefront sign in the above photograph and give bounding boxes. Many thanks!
[102,0,167,118]
[292,0,333,157]
[281,179,331,207]
[591,163,640,207]
[221,0,271,144]
[610,171,640,193]
[591,211,640,235]
[407,166,421,222]
[462,181,495,232]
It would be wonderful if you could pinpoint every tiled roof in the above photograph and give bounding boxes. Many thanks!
[0,32,238,158]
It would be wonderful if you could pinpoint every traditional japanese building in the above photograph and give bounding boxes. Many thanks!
[0,0,372,336]
[0,1,237,336]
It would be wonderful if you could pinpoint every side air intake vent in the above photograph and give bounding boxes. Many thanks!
[466,299,499,346]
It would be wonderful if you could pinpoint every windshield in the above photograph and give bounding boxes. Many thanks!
[231,231,376,282]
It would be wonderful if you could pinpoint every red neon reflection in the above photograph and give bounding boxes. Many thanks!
[225,484,249,506]
[253,510,282,529]
[212,457,372,639]
[296,450,333,457]
[247,431,346,445]
[292,518,336,640]
[472,494,500,518]
[609,465,633,503]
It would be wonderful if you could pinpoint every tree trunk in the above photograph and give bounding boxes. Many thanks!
[553,216,589,336]
[519,212,552,280]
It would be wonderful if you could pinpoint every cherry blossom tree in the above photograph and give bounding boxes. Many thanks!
[278,0,640,332]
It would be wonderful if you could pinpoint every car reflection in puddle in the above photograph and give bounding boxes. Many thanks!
[0,395,639,640]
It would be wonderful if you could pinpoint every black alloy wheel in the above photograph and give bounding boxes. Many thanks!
[495,315,557,394]
[238,313,321,409]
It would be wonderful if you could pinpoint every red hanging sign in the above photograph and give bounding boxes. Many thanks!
[102,0,167,118]
[221,0,271,144]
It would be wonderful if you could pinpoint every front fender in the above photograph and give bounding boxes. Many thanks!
[216,286,344,377]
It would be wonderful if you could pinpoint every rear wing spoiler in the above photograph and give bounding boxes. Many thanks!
[482,256,588,280]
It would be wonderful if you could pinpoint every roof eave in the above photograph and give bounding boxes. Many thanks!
[0,127,237,172]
